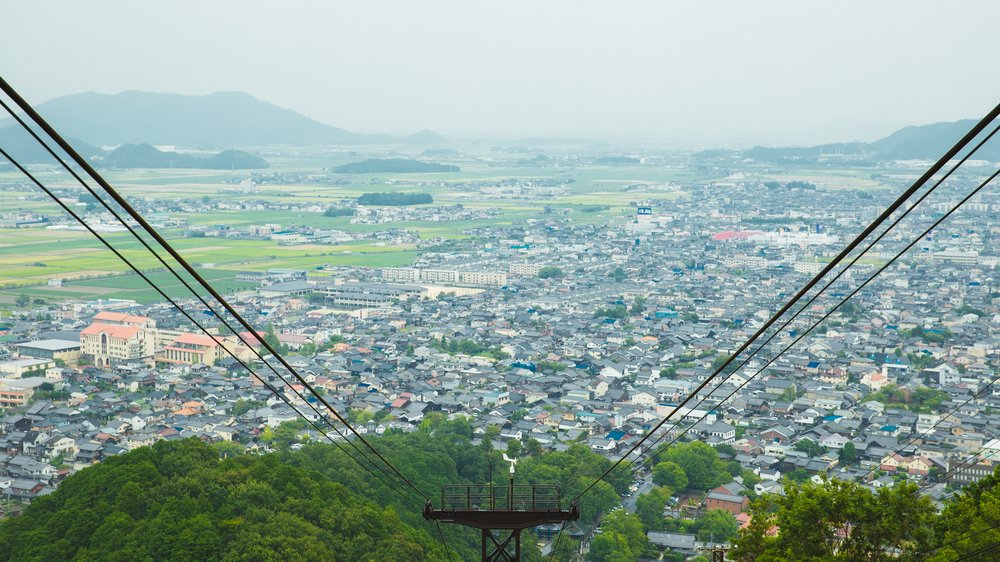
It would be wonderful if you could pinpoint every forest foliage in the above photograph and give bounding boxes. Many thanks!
[0,415,628,562]
[731,472,1000,562]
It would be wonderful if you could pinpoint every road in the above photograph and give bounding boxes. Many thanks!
[623,471,654,512]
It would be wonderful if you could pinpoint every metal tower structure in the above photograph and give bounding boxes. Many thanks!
[424,456,578,561]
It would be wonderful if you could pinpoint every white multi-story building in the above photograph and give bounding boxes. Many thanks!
[457,271,507,287]
[509,263,543,276]
[381,268,421,283]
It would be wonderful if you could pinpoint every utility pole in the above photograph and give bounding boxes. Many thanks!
[425,455,578,562]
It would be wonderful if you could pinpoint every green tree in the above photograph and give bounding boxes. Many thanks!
[588,532,634,562]
[631,296,647,315]
[732,480,934,562]
[524,438,543,457]
[593,305,628,320]
[600,510,647,557]
[232,398,265,416]
[506,439,522,458]
[659,366,678,379]
[262,324,288,355]
[653,461,688,490]
[15,294,30,307]
[635,486,671,530]
[323,206,354,217]
[928,468,1000,561]
[838,442,857,465]
[268,419,310,450]
[660,442,730,491]
[538,266,564,279]
[793,438,826,457]
[578,480,619,525]
[695,509,739,543]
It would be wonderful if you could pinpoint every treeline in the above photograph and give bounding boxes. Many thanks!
[762,180,817,190]
[333,159,458,173]
[357,192,433,206]
[594,156,639,165]
[323,206,355,217]
[593,305,628,320]
[0,416,641,561]
[731,470,1000,562]
[432,336,509,360]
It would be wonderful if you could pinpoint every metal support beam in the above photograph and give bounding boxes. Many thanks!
[425,483,578,562]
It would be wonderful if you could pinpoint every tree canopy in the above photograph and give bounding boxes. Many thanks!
[0,416,640,561]
[537,266,564,279]
[655,441,732,492]
[731,479,936,562]
[0,438,453,562]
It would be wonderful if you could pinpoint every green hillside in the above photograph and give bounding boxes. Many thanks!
[0,416,633,561]
[0,438,451,562]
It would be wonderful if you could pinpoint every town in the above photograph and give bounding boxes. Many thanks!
[1,151,999,558]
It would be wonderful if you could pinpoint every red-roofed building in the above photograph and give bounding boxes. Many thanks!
[157,332,259,366]
[81,314,155,368]
[159,333,223,366]
[93,311,157,329]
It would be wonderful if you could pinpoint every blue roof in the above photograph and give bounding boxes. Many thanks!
[607,430,626,441]
[880,425,898,432]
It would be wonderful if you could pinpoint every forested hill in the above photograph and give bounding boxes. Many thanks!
[7,415,1000,561]
[0,438,450,562]
[0,416,628,562]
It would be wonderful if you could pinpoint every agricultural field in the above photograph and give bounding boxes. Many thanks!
[1,147,904,310]
[0,151,681,306]
[11,146,890,308]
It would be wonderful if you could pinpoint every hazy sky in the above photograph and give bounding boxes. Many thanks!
[2,1,998,146]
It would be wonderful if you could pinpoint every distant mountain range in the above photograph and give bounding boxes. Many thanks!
[703,119,1000,162]
[0,89,992,165]
[0,90,448,163]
